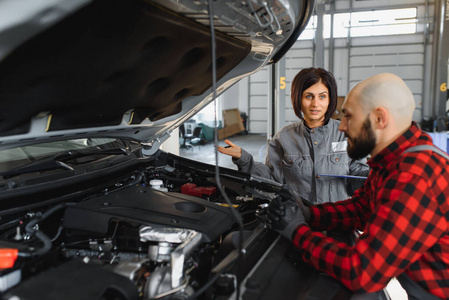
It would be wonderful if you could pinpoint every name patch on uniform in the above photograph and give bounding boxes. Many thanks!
[332,141,348,152]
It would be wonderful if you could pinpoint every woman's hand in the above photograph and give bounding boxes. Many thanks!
[217,139,242,159]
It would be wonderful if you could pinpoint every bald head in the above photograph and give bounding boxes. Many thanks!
[348,73,415,127]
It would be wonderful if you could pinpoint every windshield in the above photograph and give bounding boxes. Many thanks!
[0,138,126,173]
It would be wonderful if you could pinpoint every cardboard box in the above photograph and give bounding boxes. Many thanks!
[218,108,245,140]
[332,96,346,120]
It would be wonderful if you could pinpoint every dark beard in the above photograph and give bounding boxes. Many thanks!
[347,116,376,160]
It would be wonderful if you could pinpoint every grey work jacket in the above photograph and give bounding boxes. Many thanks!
[234,119,370,204]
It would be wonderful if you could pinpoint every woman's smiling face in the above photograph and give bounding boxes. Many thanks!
[301,82,329,128]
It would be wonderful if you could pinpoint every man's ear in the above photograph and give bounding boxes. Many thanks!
[373,107,388,129]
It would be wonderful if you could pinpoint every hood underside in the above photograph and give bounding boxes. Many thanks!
[0,0,314,149]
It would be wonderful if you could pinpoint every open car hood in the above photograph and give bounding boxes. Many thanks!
[0,0,314,150]
[0,2,362,299]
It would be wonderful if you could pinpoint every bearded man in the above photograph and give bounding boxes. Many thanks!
[267,73,449,299]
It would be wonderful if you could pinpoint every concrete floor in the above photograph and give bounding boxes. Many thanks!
[179,133,268,170]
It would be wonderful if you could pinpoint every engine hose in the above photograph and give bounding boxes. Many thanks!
[20,203,69,257]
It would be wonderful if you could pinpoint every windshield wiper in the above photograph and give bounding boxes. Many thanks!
[0,160,74,179]
[0,147,130,179]
[50,147,130,161]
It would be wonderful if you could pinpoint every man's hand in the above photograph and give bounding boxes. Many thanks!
[217,140,242,159]
[279,185,311,222]
[267,197,307,240]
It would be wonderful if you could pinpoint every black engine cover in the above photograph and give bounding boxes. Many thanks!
[63,185,234,242]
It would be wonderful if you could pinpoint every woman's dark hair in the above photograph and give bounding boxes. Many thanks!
[291,67,338,124]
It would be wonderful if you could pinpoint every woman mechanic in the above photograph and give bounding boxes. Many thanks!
[218,67,370,205]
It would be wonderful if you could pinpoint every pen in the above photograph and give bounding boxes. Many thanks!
[318,174,368,179]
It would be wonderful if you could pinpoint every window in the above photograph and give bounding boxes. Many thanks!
[348,8,417,37]
[298,7,417,40]
[298,15,318,40]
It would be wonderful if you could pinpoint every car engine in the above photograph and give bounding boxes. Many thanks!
[0,151,280,300]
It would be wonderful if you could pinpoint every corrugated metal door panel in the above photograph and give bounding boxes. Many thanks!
[250,68,269,82]
[249,119,269,132]
[350,53,424,66]
[349,65,424,82]
[348,41,424,121]
[248,66,269,134]
[350,44,424,55]
[250,95,268,107]
[250,82,269,96]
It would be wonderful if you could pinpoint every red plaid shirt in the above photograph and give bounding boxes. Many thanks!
[292,122,449,298]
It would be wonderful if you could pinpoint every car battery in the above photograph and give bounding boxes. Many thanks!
[181,183,216,199]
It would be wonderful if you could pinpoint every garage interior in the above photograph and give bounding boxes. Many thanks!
[169,2,449,297]
[163,0,449,170]
[2,0,447,299]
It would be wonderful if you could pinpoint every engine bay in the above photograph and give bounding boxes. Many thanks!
[0,151,282,300]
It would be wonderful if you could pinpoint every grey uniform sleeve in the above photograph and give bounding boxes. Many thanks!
[233,139,284,183]
[347,157,370,195]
